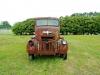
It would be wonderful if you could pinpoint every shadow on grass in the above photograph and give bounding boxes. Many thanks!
[28,55,64,61]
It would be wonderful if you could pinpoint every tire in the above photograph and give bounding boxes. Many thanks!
[60,54,63,58]
[28,40,34,47]
[63,53,67,60]
[31,54,34,60]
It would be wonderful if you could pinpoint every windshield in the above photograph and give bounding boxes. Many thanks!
[36,19,59,26]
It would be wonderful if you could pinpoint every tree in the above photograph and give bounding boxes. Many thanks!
[0,21,11,29]
[12,12,100,35]
[12,18,35,35]
[59,15,100,35]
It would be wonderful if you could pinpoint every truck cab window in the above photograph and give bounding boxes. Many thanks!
[36,19,58,26]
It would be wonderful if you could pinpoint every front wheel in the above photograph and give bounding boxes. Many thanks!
[31,54,34,59]
[63,53,67,60]
[28,54,34,60]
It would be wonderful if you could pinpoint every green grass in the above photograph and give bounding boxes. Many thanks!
[0,34,100,75]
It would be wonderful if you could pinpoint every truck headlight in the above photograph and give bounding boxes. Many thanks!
[62,41,67,44]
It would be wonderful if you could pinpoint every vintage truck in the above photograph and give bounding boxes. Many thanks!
[27,17,68,60]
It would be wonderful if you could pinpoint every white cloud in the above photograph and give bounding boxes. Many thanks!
[0,0,100,25]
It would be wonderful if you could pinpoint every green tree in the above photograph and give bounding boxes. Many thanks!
[59,14,100,35]
[12,18,35,35]
[0,21,11,29]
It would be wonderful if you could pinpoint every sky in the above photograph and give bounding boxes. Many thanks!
[0,0,100,25]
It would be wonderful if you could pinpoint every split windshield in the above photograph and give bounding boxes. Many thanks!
[36,19,59,26]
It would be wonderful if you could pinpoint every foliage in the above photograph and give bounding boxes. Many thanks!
[12,18,35,35]
[0,21,11,29]
[71,12,100,16]
[12,12,100,35]
[59,16,100,35]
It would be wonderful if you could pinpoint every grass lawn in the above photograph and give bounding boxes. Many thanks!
[0,34,100,75]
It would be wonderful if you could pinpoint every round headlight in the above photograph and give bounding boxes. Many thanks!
[62,41,67,44]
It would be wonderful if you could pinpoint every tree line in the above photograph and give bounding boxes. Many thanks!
[12,12,100,35]
[0,21,11,29]
[60,16,100,35]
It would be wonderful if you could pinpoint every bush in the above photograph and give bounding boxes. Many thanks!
[12,18,35,35]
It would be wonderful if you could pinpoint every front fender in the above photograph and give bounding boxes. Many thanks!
[27,40,35,54]
[58,39,68,54]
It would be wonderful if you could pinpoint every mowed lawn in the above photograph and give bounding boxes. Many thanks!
[0,34,100,75]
